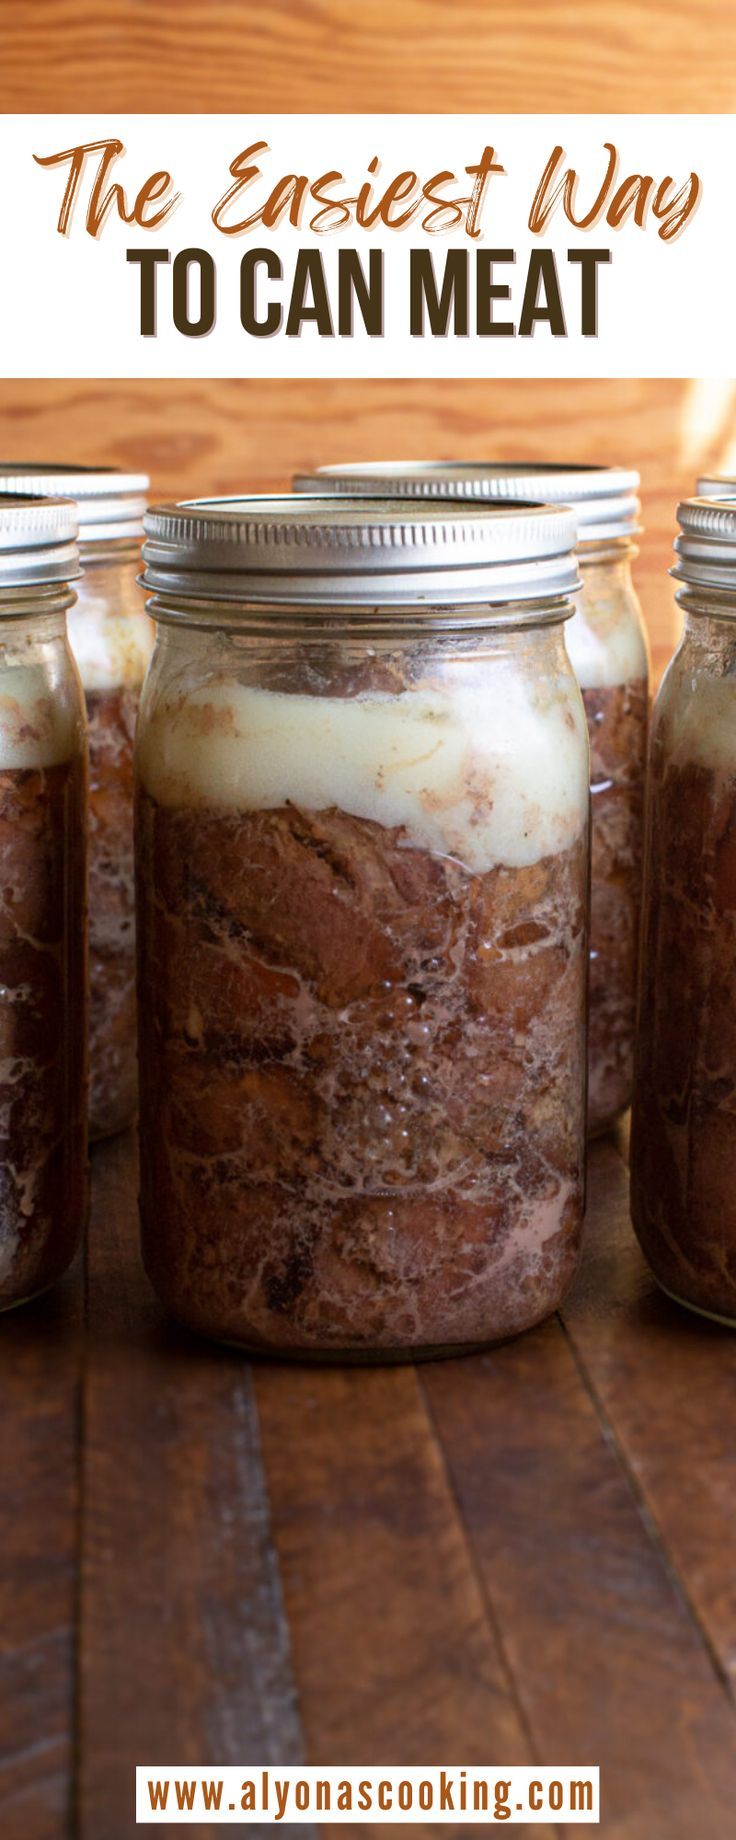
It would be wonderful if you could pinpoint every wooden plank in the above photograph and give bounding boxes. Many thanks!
[78,1131,309,1840]
[422,1246,736,1837]
[0,1265,81,1840]
[564,1134,736,1697]
[253,1360,556,1835]
[7,1123,734,1838]
[0,374,725,676]
[2,0,736,111]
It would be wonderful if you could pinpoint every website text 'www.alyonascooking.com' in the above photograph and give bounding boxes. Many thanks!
[136,1764,600,1824]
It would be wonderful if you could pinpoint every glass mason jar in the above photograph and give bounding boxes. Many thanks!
[0,496,88,1310]
[135,495,590,1359]
[631,496,736,1326]
[296,462,650,1135]
[0,465,151,1140]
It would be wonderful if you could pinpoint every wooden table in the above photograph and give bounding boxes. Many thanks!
[3,1126,736,1840]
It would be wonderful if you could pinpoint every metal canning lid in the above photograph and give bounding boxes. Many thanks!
[672,495,736,592]
[0,463,149,545]
[294,460,641,545]
[0,493,81,590]
[142,494,580,608]
[696,472,736,500]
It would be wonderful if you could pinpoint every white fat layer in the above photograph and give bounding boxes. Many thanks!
[70,566,152,691]
[565,580,649,689]
[137,676,590,873]
[659,666,736,774]
[0,664,79,769]
[67,602,153,692]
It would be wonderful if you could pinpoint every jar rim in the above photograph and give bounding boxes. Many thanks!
[142,584,579,639]
[0,579,78,619]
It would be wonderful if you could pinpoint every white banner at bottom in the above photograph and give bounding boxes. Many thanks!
[135,1764,600,1824]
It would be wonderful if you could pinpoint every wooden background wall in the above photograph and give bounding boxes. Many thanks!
[2,3,735,680]
[3,0,736,111]
[1,377,735,678]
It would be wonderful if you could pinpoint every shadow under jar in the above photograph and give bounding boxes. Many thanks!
[0,496,88,1310]
[631,496,736,1327]
[135,494,590,1360]
[296,461,650,1136]
[0,465,151,1140]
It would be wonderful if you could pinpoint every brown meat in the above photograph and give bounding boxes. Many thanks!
[584,677,648,1133]
[631,753,736,1320]
[0,757,87,1309]
[136,789,587,1356]
[86,684,138,1137]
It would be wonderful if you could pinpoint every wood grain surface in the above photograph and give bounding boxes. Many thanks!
[0,375,732,679]
[77,1137,309,1840]
[2,0,736,112]
[3,1127,736,1840]
[0,1277,81,1840]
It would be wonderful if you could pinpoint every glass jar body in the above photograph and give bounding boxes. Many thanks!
[0,601,88,1309]
[69,547,153,1140]
[631,603,736,1324]
[566,545,650,1135]
[135,603,590,1359]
